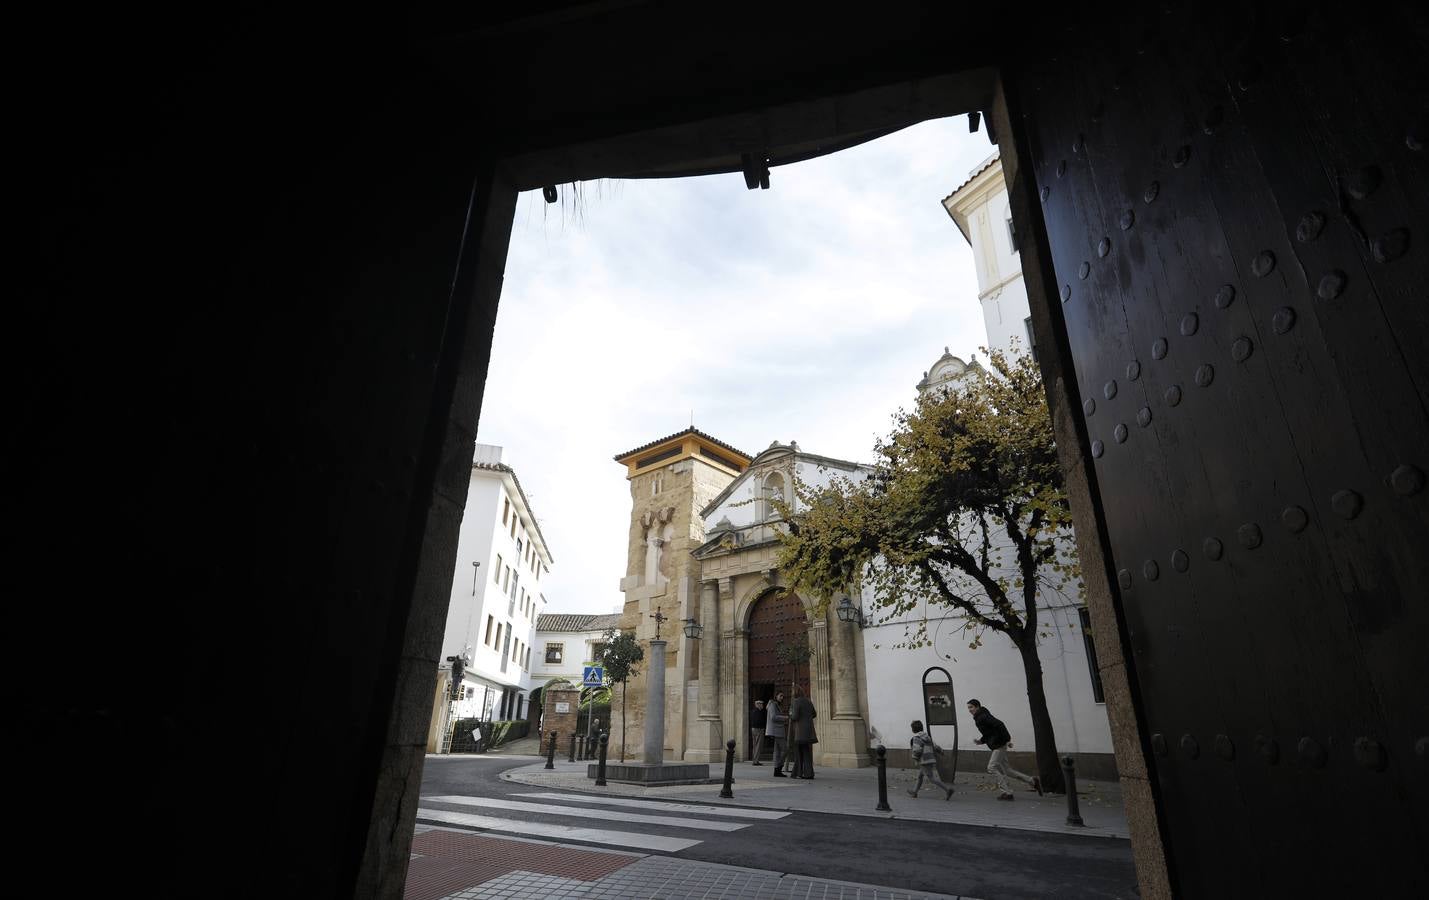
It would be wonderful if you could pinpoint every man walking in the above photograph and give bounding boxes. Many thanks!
[765,690,789,776]
[750,700,767,765]
[968,699,1041,800]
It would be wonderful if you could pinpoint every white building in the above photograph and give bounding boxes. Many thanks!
[942,152,1036,357]
[531,612,624,686]
[426,443,554,752]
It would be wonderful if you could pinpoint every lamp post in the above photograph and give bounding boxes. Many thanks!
[836,595,865,627]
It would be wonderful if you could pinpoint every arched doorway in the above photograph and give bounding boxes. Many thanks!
[746,589,810,760]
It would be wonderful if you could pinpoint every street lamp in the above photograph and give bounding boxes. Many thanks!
[836,595,865,628]
[682,617,703,640]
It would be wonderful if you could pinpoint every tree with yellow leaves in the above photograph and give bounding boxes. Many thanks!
[774,346,1078,792]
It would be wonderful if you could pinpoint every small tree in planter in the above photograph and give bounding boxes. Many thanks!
[599,628,644,762]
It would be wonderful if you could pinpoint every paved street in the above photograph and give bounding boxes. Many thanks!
[411,756,1138,899]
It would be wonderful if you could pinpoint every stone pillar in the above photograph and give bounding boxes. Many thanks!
[698,580,720,718]
[684,580,724,762]
[816,611,869,769]
[830,615,862,718]
[643,639,667,765]
[808,619,832,765]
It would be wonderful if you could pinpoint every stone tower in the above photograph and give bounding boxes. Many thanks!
[610,428,750,761]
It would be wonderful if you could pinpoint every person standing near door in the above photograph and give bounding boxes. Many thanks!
[788,686,818,779]
[765,690,789,776]
[750,700,767,765]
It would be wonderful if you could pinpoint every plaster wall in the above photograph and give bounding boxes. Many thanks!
[531,627,612,683]
[860,586,1113,759]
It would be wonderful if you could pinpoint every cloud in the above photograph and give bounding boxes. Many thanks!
[478,117,996,614]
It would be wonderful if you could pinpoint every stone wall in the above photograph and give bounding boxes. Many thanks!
[541,687,581,750]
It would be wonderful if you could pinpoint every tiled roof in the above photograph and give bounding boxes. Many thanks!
[471,459,554,564]
[942,151,1001,206]
[614,427,752,464]
[536,613,624,633]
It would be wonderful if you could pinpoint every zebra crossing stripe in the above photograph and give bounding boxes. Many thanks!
[512,792,790,820]
[414,807,701,852]
[422,795,747,832]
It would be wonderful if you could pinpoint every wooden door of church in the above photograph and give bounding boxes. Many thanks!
[1013,7,1427,897]
[747,589,811,754]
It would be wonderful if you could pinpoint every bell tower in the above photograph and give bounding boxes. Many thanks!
[610,428,750,762]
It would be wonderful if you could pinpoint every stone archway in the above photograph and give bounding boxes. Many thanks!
[746,588,809,760]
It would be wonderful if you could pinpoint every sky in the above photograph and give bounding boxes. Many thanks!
[476,116,997,615]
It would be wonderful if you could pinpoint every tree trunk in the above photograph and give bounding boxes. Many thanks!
[620,680,627,763]
[1016,639,1066,793]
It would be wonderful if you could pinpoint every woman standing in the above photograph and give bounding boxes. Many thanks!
[788,686,818,778]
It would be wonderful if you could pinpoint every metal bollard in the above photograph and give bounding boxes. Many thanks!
[875,745,892,811]
[569,732,578,763]
[1062,755,1084,826]
[595,731,609,786]
[720,738,736,799]
[545,730,557,770]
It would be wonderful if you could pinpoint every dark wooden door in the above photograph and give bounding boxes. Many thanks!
[747,590,811,699]
[1015,7,1428,897]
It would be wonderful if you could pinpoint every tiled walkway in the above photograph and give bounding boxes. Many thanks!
[407,827,975,899]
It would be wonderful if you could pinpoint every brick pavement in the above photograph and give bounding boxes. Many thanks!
[406,826,977,899]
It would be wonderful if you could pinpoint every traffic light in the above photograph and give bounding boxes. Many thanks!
[448,655,465,699]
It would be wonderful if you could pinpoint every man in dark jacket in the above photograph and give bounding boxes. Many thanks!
[750,700,767,765]
[788,686,818,779]
[968,699,1041,800]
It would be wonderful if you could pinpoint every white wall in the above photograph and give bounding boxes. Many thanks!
[531,627,610,683]
[704,453,868,530]
[860,583,1111,757]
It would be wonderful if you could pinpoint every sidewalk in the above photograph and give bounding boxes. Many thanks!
[406,825,972,900]
[499,757,1130,839]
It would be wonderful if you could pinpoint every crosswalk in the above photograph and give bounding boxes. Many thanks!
[415,790,789,853]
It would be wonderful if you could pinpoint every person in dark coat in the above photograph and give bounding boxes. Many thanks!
[968,698,1041,799]
[788,686,818,779]
[750,700,767,765]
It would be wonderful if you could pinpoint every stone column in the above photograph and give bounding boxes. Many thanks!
[830,615,862,718]
[684,580,725,763]
[816,610,869,768]
[698,580,720,718]
[643,639,667,765]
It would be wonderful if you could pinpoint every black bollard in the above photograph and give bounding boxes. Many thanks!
[719,738,736,799]
[595,732,609,786]
[875,745,892,811]
[545,730,557,770]
[569,732,578,763]
[1062,755,1084,826]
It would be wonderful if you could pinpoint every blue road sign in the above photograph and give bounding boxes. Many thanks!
[582,665,604,686]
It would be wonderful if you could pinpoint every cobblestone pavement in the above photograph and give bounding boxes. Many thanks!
[407,826,976,899]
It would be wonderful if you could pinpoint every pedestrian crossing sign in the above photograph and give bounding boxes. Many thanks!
[582,665,604,686]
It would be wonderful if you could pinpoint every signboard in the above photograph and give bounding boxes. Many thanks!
[554,701,571,713]
[921,666,960,786]
[582,665,604,687]
[922,681,957,726]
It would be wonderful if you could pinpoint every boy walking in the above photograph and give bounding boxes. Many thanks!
[967,699,1042,800]
[907,719,953,800]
